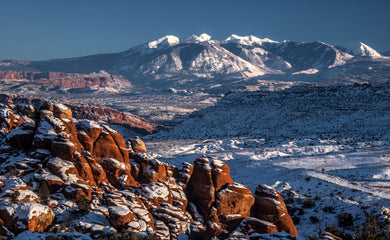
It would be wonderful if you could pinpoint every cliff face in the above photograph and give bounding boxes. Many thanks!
[0,102,297,239]
[0,70,131,92]
[0,93,157,134]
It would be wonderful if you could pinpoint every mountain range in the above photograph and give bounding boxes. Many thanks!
[0,34,389,92]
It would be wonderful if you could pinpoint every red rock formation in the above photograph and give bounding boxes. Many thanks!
[128,136,147,153]
[0,93,157,134]
[0,102,299,239]
[0,106,24,133]
[250,184,298,237]
[71,104,157,134]
[0,70,131,90]
[130,155,170,183]
[101,158,138,188]
[186,156,215,220]
[229,217,278,238]
[210,158,234,192]
[215,183,255,225]
[0,203,55,233]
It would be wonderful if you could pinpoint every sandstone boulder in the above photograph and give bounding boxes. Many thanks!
[128,136,147,153]
[0,202,55,234]
[0,106,24,133]
[250,184,298,237]
[186,156,215,220]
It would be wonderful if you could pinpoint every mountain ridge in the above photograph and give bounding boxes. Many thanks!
[0,34,389,93]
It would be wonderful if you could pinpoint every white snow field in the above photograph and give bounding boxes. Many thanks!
[141,83,390,238]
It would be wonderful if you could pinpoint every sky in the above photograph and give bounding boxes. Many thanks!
[0,0,389,60]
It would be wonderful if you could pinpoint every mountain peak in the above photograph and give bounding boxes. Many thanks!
[225,34,278,46]
[343,41,381,57]
[148,35,180,49]
[186,33,212,42]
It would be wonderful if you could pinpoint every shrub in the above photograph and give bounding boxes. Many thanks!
[9,190,20,203]
[353,214,390,240]
[302,199,316,208]
[38,181,51,204]
[76,198,92,213]
[310,216,319,223]
[337,212,353,228]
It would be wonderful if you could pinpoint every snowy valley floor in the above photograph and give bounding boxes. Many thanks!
[145,138,390,238]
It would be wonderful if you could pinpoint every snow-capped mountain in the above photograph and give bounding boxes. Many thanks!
[0,33,388,92]
[263,41,353,71]
[342,41,382,57]
[224,34,278,46]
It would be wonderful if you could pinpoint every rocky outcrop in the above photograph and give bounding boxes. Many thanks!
[127,136,147,153]
[250,184,298,237]
[0,93,157,134]
[0,105,24,133]
[0,102,298,239]
[0,70,131,91]
[0,203,55,234]
[186,156,255,235]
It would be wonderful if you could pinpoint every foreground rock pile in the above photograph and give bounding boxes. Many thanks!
[0,102,298,239]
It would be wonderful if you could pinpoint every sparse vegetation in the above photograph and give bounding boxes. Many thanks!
[9,190,20,203]
[75,198,92,213]
[302,199,316,209]
[336,212,353,228]
[92,231,160,240]
[38,181,51,204]
[353,214,390,240]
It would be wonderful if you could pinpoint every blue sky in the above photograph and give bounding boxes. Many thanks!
[0,0,389,60]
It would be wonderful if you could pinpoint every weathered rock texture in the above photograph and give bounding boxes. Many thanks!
[0,92,157,134]
[0,102,298,239]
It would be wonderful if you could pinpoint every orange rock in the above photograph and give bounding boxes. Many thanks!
[229,217,278,237]
[127,136,147,153]
[53,103,72,120]
[63,183,92,201]
[0,203,55,234]
[82,151,109,186]
[137,157,170,183]
[186,156,215,220]
[250,184,298,237]
[101,158,138,188]
[210,158,234,192]
[92,125,129,164]
[108,205,137,230]
[0,106,24,133]
[215,183,255,222]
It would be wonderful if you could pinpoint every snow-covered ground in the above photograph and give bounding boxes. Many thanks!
[139,83,390,238]
[144,138,390,238]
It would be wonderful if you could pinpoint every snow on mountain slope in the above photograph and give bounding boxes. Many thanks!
[147,35,180,49]
[114,40,268,81]
[186,41,267,78]
[342,42,382,57]
[0,33,389,93]
[185,33,212,42]
[150,83,390,140]
[225,34,278,46]
[221,42,292,72]
[265,41,353,71]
